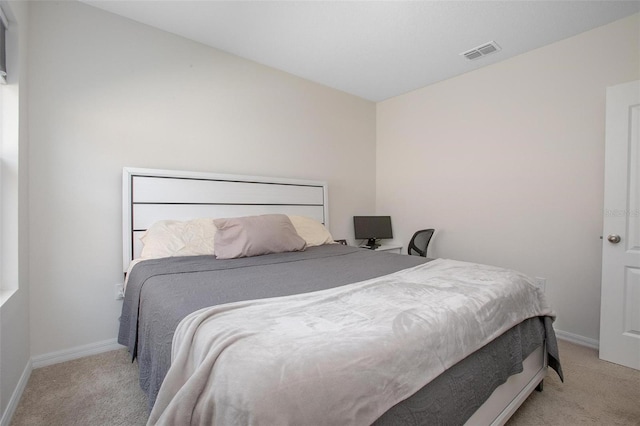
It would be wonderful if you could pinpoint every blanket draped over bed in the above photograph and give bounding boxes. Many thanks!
[147,258,554,426]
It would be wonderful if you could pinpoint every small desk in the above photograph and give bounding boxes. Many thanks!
[359,244,403,254]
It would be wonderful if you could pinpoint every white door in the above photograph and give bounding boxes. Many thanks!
[599,80,640,370]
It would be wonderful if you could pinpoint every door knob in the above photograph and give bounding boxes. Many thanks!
[607,234,621,244]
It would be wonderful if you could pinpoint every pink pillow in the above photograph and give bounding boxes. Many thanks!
[213,214,307,259]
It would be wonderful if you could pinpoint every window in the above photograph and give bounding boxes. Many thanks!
[0,5,17,304]
[0,8,6,297]
[0,10,6,84]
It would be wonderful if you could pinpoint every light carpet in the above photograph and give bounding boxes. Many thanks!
[10,340,640,425]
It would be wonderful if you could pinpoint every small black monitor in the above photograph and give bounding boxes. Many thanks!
[353,216,393,249]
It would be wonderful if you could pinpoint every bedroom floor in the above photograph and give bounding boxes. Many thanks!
[9,340,640,425]
[506,340,640,425]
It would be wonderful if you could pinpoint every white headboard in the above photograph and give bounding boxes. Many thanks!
[123,167,329,272]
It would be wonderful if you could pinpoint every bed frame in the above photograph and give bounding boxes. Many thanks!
[122,167,329,273]
[121,167,546,425]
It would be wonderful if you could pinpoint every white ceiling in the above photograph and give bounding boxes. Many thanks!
[82,1,640,102]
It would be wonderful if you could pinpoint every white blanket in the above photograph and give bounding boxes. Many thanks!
[148,258,553,425]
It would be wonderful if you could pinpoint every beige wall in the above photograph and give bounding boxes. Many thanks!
[377,14,640,343]
[27,1,375,357]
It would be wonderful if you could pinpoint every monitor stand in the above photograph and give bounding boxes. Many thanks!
[366,238,380,250]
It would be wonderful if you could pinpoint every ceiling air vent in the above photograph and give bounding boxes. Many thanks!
[461,41,501,61]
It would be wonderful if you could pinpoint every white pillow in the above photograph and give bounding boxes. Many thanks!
[178,218,218,256]
[288,215,335,247]
[140,220,186,259]
[139,218,217,259]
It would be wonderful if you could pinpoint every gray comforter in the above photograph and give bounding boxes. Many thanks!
[119,246,429,408]
[118,245,562,423]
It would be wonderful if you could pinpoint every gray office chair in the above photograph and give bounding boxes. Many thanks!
[408,229,435,257]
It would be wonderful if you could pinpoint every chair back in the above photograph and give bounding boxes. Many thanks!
[408,229,435,257]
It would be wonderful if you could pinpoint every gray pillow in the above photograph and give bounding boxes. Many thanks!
[213,214,307,259]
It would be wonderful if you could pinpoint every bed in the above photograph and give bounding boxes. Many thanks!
[118,167,563,425]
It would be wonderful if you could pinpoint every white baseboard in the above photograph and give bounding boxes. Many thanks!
[555,329,599,350]
[31,338,125,369]
[0,360,32,426]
